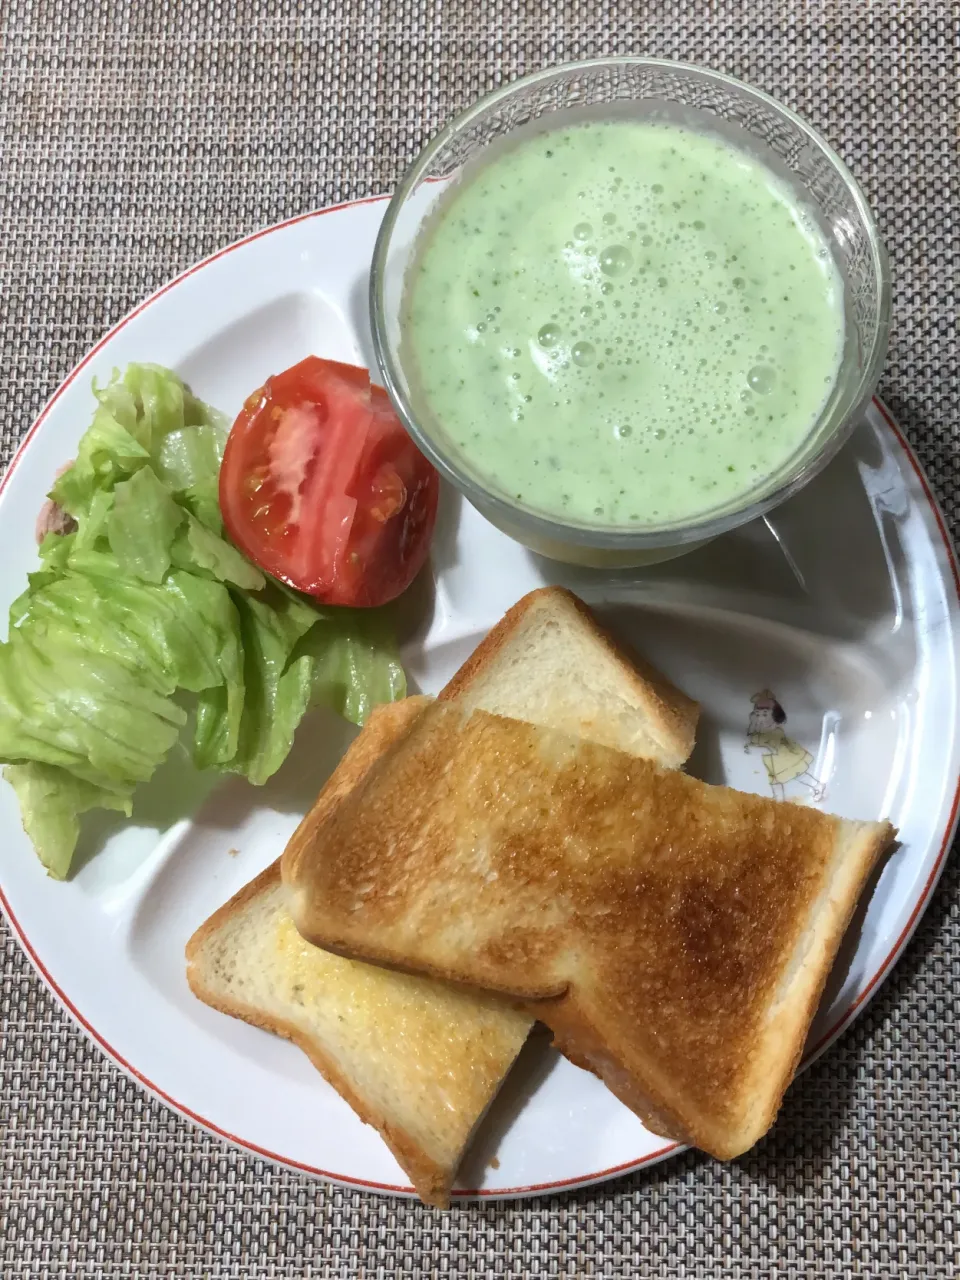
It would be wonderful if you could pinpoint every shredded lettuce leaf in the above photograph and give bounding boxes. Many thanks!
[171,513,266,591]
[227,586,321,786]
[154,424,225,493]
[297,608,408,727]
[4,764,133,881]
[2,363,405,878]
[108,465,185,583]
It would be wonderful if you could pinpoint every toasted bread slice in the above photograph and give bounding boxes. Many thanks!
[194,589,698,1205]
[188,698,531,1208]
[282,586,699,889]
[287,704,895,1160]
[186,861,529,1208]
[438,586,698,768]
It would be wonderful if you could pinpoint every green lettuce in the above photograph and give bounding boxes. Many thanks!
[2,363,405,878]
[4,764,132,881]
[108,465,184,583]
[171,513,266,591]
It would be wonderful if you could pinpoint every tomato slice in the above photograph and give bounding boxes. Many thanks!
[219,357,440,607]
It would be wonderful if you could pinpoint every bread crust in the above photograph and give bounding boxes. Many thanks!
[281,697,430,891]
[186,863,453,1207]
[194,588,702,1201]
[289,703,896,1158]
[529,812,893,1154]
[440,586,699,767]
[190,698,470,1209]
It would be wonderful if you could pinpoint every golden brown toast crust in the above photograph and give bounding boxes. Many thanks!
[439,586,699,765]
[282,587,699,891]
[287,704,894,1157]
[281,697,430,891]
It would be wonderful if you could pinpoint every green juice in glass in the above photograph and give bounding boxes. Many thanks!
[401,117,845,530]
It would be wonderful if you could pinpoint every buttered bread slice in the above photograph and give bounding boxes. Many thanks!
[187,860,528,1206]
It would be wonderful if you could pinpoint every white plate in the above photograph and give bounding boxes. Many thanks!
[1,198,958,1201]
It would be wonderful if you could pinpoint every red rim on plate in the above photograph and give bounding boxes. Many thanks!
[1,201,957,1200]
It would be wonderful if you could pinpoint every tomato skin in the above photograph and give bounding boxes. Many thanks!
[219,358,440,607]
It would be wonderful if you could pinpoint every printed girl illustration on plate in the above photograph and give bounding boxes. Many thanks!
[745,690,825,802]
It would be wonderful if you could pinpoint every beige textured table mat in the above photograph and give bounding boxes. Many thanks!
[1,2,958,1276]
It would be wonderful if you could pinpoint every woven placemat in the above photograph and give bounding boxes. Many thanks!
[1,2,958,1276]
